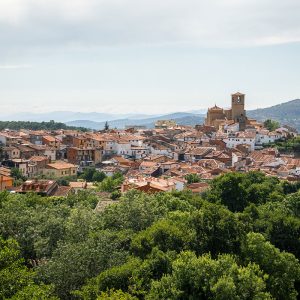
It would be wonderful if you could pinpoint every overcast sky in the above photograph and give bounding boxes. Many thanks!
[0,0,300,114]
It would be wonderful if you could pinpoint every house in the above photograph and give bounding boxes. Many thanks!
[44,147,57,161]
[0,132,22,146]
[122,177,176,194]
[15,179,58,196]
[16,145,37,159]
[29,156,50,176]
[111,156,134,167]
[69,181,87,193]
[223,132,256,151]
[43,161,77,178]
[2,159,31,178]
[160,161,180,173]
[42,135,61,148]
[29,132,45,145]
[0,175,13,191]
[67,147,102,168]
[186,182,210,194]
[2,146,21,159]
[15,179,73,196]
[184,147,215,162]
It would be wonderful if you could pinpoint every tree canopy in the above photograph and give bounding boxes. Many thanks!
[0,171,299,299]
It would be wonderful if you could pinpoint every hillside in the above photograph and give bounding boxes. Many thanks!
[66,112,205,129]
[248,99,300,130]
[2,100,299,131]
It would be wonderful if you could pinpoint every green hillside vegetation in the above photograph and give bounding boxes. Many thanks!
[264,136,300,156]
[0,120,88,131]
[0,172,300,299]
[248,99,300,130]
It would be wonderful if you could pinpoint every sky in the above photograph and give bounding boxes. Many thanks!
[0,0,300,115]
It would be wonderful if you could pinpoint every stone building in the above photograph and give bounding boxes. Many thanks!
[205,92,247,131]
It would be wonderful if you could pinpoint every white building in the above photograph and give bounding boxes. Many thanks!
[224,132,256,151]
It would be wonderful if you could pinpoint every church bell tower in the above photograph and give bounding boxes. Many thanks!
[231,92,246,130]
[231,92,245,122]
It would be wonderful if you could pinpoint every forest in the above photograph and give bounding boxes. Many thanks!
[0,120,88,131]
[0,171,300,299]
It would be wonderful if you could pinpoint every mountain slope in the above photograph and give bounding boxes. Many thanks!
[66,113,205,129]
[248,99,300,130]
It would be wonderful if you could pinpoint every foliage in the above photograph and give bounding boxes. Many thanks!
[0,237,33,299]
[38,230,130,299]
[0,237,57,299]
[185,173,201,184]
[80,168,106,182]
[242,232,300,300]
[97,172,124,192]
[265,136,300,154]
[204,171,284,212]
[0,120,88,131]
[0,172,300,299]
[11,167,27,181]
[97,289,137,300]
[147,251,272,300]
[104,121,110,131]
[263,119,280,131]
[56,176,78,186]
[111,190,121,200]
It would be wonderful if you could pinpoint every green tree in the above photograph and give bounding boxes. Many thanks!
[10,284,58,300]
[11,167,26,181]
[38,231,130,299]
[205,172,282,212]
[264,119,280,131]
[92,171,106,182]
[191,203,244,256]
[205,172,248,212]
[80,168,96,182]
[80,168,107,182]
[0,237,33,299]
[98,174,124,193]
[97,289,137,300]
[242,232,300,300]
[131,212,195,258]
[104,121,109,131]
[147,251,271,300]
[185,173,201,184]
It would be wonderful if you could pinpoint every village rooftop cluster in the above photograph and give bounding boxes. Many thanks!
[0,92,299,196]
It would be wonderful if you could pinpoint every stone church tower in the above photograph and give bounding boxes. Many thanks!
[231,92,247,131]
[205,92,248,131]
[231,92,245,122]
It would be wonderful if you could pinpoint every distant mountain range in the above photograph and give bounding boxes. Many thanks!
[66,112,206,130]
[0,111,155,123]
[1,100,299,130]
[65,99,300,130]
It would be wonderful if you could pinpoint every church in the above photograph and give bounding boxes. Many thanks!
[205,92,248,131]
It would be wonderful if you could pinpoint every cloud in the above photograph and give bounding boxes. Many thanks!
[0,64,32,69]
[0,0,299,54]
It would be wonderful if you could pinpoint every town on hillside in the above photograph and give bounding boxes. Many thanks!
[0,92,299,196]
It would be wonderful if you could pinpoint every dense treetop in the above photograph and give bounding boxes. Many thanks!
[0,171,299,299]
[0,120,88,131]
